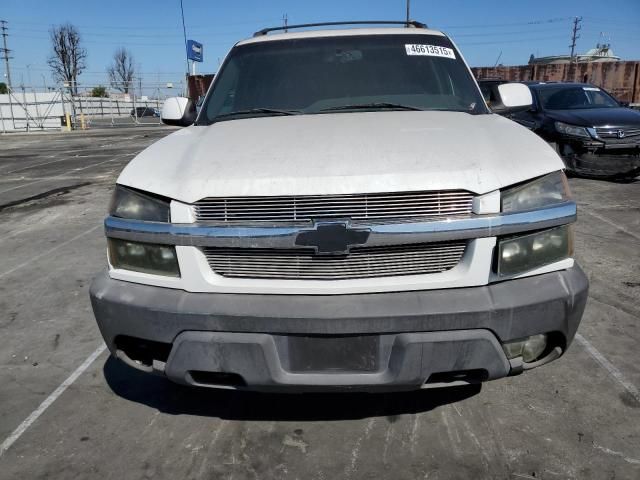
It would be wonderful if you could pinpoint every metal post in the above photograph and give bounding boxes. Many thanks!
[66,82,77,128]
[32,86,42,129]
[20,84,29,132]
[0,93,5,133]
[180,0,190,76]
[6,84,16,131]
[133,88,138,124]
[77,94,84,129]
[110,89,115,126]
[59,85,71,131]
[406,0,410,25]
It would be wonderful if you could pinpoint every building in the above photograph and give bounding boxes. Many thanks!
[529,43,621,65]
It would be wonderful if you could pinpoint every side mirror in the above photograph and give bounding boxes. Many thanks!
[492,83,532,115]
[161,96,196,126]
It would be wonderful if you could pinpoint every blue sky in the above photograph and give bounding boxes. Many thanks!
[2,0,639,90]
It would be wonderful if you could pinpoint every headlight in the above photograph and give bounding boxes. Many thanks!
[108,238,180,277]
[554,121,591,138]
[501,171,571,212]
[497,225,573,276]
[109,185,170,222]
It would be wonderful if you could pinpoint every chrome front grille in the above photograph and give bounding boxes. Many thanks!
[203,241,466,280]
[194,190,474,223]
[595,126,640,143]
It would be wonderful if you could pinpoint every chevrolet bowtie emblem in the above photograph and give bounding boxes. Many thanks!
[295,221,371,255]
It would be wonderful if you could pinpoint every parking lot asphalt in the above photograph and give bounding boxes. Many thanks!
[0,127,638,480]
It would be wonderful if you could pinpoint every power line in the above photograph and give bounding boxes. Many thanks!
[8,17,282,30]
[1,19,12,87]
[452,26,567,38]
[458,34,568,47]
[442,17,572,29]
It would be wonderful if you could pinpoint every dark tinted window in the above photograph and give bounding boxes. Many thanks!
[199,34,486,123]
[537,86,619,110]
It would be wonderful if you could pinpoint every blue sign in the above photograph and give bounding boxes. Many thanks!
[187,40,203,62]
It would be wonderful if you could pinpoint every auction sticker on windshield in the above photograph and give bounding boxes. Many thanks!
[405,44,456,59]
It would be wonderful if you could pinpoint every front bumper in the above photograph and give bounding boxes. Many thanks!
[90,265,588,392]
[557,140,640,177]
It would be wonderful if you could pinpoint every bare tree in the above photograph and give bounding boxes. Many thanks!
[107,48,135,94]
[48,23,87,94]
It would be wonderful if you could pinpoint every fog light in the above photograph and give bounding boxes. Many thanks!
[108,238,180,277]
[503,334,548,363]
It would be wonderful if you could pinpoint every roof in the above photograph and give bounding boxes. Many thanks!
[529,44,621,65]
[237,27,446,46]
[529,82,594,89]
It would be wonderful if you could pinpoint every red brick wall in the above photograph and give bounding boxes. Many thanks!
[471,61,640,103]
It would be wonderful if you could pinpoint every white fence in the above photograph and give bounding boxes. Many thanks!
[0,91,65,132]
[0,83,182,133]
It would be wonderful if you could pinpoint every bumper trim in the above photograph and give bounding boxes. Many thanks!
[104,201,577,249]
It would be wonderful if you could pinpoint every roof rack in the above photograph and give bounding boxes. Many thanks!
[253,20,428,37]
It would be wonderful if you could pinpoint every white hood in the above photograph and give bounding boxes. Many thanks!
[118,111,563,202]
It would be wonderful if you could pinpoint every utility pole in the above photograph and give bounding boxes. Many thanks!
[283,13,288,33]
[569,16,582,61]
[406,0,411,25]
[1,20,13,87]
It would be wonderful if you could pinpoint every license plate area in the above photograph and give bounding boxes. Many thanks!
[283,335,380,373]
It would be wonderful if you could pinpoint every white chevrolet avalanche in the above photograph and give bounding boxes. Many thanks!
[90,21,589,391]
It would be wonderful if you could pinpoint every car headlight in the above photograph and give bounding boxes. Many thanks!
[554,121,591,138]
[108,238,180,277]
[109,185,170,222]
[497,225,573,276]
[501,171,571,212]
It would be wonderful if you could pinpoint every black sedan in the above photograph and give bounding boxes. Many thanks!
[508,82,640,178]
[130,107,160,118]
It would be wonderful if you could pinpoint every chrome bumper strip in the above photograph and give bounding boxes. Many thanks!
[104,201,577,249]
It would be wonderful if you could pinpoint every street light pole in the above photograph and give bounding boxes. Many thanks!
[180,0,190,76]
[406,0,410,25]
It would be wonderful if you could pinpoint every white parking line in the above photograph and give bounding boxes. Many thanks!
[0,224,100,279]
[2,152,138,176]
[0,343,107,458]
[580,209,640,241]
[2,155,110,176]
[0,158,117,195]
[575,333,640,403]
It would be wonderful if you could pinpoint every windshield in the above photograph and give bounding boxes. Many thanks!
[198,34,487,124]
[537,86,620,110]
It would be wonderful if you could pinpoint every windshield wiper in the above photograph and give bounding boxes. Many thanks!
[319,102,424,113]
[212,108,302,122]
